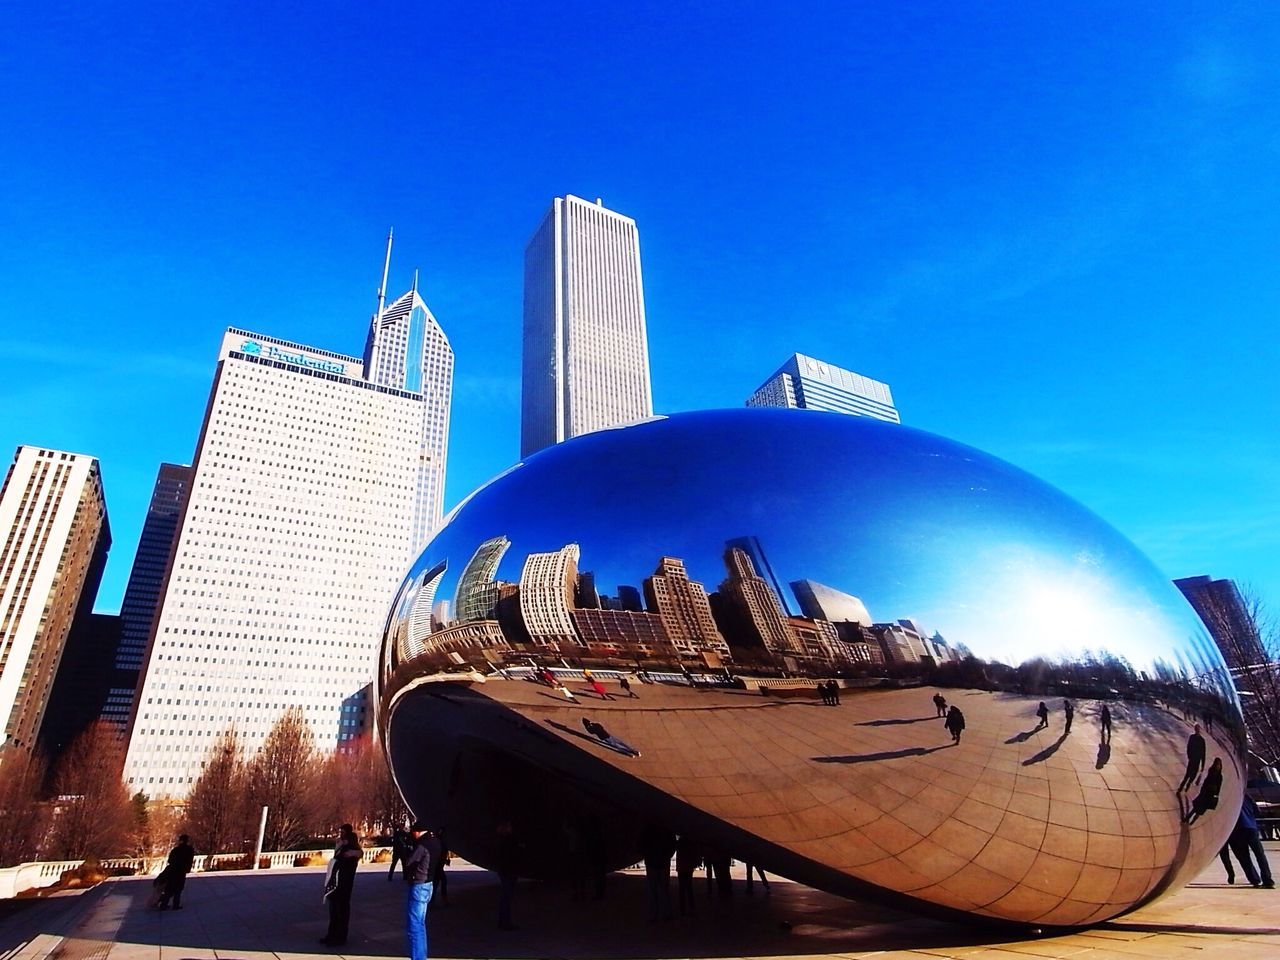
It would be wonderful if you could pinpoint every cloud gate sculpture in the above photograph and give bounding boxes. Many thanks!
[377,409,1245,928]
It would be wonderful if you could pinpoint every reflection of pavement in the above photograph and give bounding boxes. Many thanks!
[7,854,1280,960]
[478,680,1245,926]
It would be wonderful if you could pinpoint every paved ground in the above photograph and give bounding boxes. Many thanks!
[1,851,1277,960]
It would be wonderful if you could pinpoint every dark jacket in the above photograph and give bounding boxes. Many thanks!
[168,842,195,874]
[403,834,439,884]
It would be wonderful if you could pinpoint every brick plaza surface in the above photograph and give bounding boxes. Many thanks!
[1,853,1277,960]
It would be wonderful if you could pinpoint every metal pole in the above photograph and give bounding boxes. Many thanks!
[253,805,268,869]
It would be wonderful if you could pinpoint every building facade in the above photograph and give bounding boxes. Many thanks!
[362,243,453,549]
[642,557,728,656]
[791,579,873,627]
[454,535,511,623]
[521,195,653,458]
[103,463,192,736]
[747,353,900,424]
[518,543,580,647]
[0,447,109,761]
[122,330,425,795]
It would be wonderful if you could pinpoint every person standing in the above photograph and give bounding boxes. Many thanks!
[1177,725,1207,793]
[1100,704,1112,744]
[157,834,195,910]
[321,823,362,946]
[1035,701,1049,729]
[1227,795,1275,888]
[932,693,947,717]
[1063,700,1075,734]
[403,821,439,960]
[945,705,966,744]
[388,825,409,881]
[1184,757,1224,824]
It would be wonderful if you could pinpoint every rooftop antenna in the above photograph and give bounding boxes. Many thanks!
[375,228,394,326]
[411,268,419,296]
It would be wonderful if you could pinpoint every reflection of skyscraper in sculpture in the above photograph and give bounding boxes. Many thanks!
[791,579,872,627]
[521,195,653,458]
[725,536,794,616]
[872,622,923,664]
[747,353,900,424]
[406,561,447,658]
[519,544,581,647]
[715,546,801,657]
[643,557,729,656]
[363,235,454,550]
[454,536,512,622]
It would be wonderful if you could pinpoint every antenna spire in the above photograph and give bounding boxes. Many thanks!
[375,228,393,326]
[411,268,419,296]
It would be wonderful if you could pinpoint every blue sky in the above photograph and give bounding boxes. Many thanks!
[1,3,1277,614]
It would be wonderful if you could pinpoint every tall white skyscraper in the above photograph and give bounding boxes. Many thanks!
[363,231,454,548]
[122,329,426,795]
[521,195,653,458]
[0,447,109,761]
[747,353,901,423]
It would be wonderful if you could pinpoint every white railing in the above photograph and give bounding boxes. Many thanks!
[0,846,392,899]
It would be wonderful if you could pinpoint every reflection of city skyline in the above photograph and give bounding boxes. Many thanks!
[426,533,963,671]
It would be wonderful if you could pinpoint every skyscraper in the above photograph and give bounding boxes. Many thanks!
[102,463,192,736]
[122,329,426,795]
[643,557,728,656]
[0,447,109,761]
[363,232,454,548]
[747,353,900,423]
[521,195,653,458]
[453,536,511,622]
[790,579,873,626]
[518,543,580,647]
[714,546,800,659]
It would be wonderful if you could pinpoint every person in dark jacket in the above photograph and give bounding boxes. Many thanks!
[321,823,362,946]
[1177,725,1207,793]
[1227,795,1275,887]
[945,706,966,744]
[387,826,409,881]
[1184,757,1224,823]
[157,835,195,910]
[403,821,440,960]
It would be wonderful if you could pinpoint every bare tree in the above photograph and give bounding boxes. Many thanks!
[46,721,134,860]
[1193,582,1280,767]
[184,728,248,856]
[0,751,49,866]
[316,736,408,836]
[245,708,319,850]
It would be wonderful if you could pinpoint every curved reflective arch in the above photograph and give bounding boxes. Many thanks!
[378,409,1246,928]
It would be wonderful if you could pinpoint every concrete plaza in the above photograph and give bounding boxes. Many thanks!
[1,853,1277,960]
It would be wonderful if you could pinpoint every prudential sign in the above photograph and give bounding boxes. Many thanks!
[239,340,346,376]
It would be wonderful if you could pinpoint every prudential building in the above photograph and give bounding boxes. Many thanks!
[123,249,452,797]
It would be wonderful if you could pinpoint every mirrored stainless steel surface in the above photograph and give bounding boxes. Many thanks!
[377,409,1246,927]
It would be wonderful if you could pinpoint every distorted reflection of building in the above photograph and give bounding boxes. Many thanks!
[791,578,873,627]
[725,535,795,615]
[454,535,511,622]
[569,608,673,658]
[711,545,803,660]
[519,543,581,647]
[643,557,729,657]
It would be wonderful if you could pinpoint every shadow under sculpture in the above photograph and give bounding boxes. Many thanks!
[376,409,1247,929]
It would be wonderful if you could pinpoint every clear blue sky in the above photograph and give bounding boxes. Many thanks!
[2,3,1277,615]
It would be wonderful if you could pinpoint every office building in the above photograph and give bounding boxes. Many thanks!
[791,579,873,626]
[454,535,511,622]
[0,447,109,761]
[518,543,580,647]
[747,353,900,423]
[521,195,653,458]
[642,557,728,656]
[122,328,426,795]
[41,612,122,756]
[713,546,800,659]
[363,233,454,548]
[102,464,192,736]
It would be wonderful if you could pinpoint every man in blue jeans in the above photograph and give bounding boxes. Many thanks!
[1228,795,1275,888]
[403,822,440,960]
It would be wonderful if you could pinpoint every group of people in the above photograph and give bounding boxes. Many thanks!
[818,679,841,705]
[641,824,768,921]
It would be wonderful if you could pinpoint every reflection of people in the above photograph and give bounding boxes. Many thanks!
[1063,700,1074,734]
[321,823,362,946]
[675,835,700,916]
[1100,704,1112,744]
[933,693,947,717]
[1035,702,1049,729]
[619,675,638,698]
[945,706,966,744]
[1184,757,1223,823]
[157,834,195,910]
[582,717,641,757]
[1177,725,1207,793]
[1227,796,1274,888]
[388,825,409,881]
[828,680,841,705]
